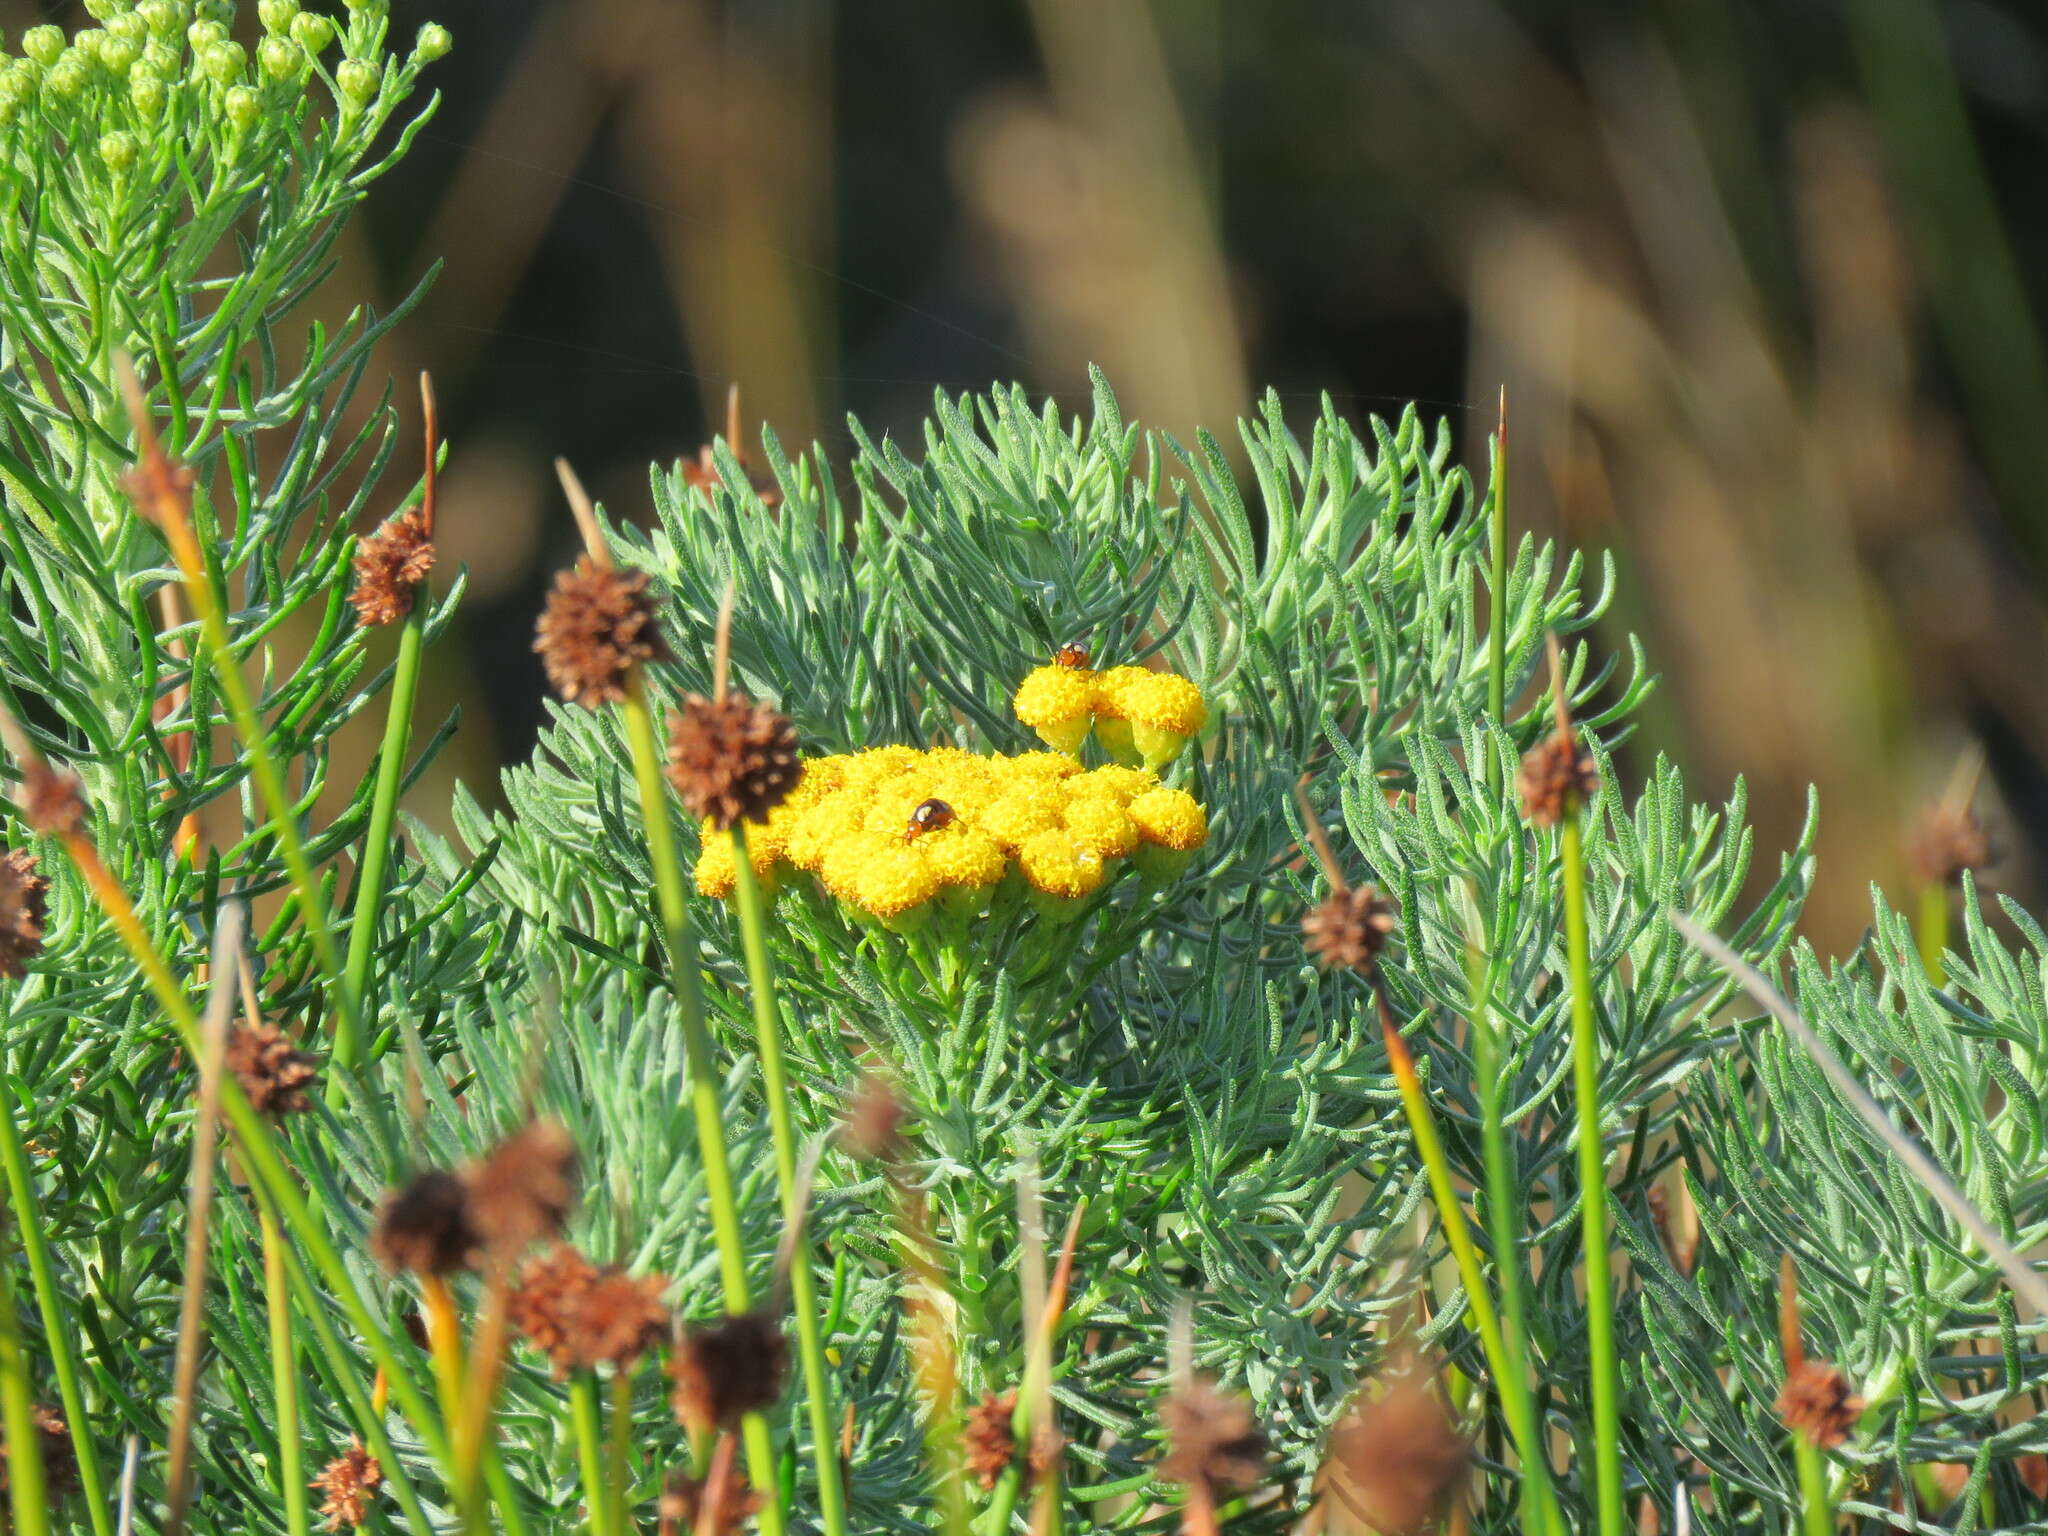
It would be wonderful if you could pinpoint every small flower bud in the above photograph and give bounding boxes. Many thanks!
[139,41,177,77]
[128,66,165,117]
[185,19,226,52]
[341,0,386,12]
[257,0,300,32]
[106,13,149,44]
[97,35,139,72]
[97,129,137,174]
[82,0,119,20]
[74,30,108,62]
[45,54,91,98]
[198,39,243,86]
[193,0,233,23]
[257,35,298,80]
[410,22,451,63]
[223,83,258,132]
[20,26,63,68]
[136,1,184,39]
[289,12,334,52]
[334,56,376,103]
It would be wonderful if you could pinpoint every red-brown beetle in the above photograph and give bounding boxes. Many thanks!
[1053,641,1090,669]
[904,798,956,841]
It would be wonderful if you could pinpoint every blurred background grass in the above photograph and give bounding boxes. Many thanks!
[17,0,2048,951]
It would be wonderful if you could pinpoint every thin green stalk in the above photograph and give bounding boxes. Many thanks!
[609,1367,635,1535]
[335,597,427,1085]
[1560,815,1623,1536]
[1793,1434,1833,1536]
[0,1227,49,1536]
[1917,882,1949,987]
[732,832,848,1536]
[1486,393,1510,735]
[617,680,785,1536]
[570,1373,614,1536]
[1377,990,1561,1536]
[263,1208,311,1536]
[0,1055,111,1536]
[1466,938,1552,1536]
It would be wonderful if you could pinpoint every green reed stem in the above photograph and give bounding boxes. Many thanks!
[1917,882,1949,987]
[0,1225,49,1536]
[1560,813,1623,1536]
[1487,415,1510,735]
[0,1054,110,1536]
[617,680,785,1536]
[335,594,428,1089]
[1794,1430,1833,1536]
[263,1208,311,1536]
[732,837,848,1536]
[609,1367,635,1536]
[1466,942,1553,1536]
[1378,991,1561,1536]
[570,1373,613,1536]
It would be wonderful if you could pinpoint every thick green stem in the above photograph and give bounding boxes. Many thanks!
[0,1057,111,1536]
[609,1367,635,1536]
[1561,814,1624,1536]
[570,1373,613,1536]
[1917,882,1950,987]
[731,840,847,1536]
[263,1207,311,1536]
[0,1228,49,1536]
[334,595,428,1088]
[1794,1432,1834,1536]
[617,681,785,1536]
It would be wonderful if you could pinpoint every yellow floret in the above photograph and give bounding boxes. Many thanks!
[1000,751,1082,782]
[1072,765,1157,804]
[854,843,943,919]
[1128,787,1208,852]
[1060,795,1139,858]
[694,830,738,898]
[1090,665,1154,721]
[1016,829,1109,901]
[1117,671,1207,735]
[786,797,859,870]
[1014,666,1097,753]
[840,745,924,792]
[820,829,895,902]
[982,786,1065,850]
[918,825,1008,889]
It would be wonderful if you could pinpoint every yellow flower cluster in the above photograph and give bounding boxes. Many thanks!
[1012,660,1208,770]
[694,745,1208,928]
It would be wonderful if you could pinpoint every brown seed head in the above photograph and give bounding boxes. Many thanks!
[1908,807,1995,888]
[0,849,49,982]
[311,1440,383,1531]
[666,693,802,830]
[1158,1376,1267,1495]
[1322,1369,1469,1536]
[349,508,436,627]
[509,1244,601,1377]
[1517,729,1599,827]
[1777,1360,1863,1449]
[463,1119,578,1259]
[840,1074,905,1162]
[370,1169,477,1276]
[964,1392,1019,1491]
[669,1311,790,1431]
[534,559,669,707]
[18,762,86,838]
[568,1267,672,1371]
[225,1020,317,1115]
[1301,886,1397,974]
[0,1404,79,1504]
[657,1464,760,1536]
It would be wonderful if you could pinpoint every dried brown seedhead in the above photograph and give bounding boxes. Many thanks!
[1777,1359,1863,1449]
[0,849,49,982]
[370,1169,477,1276]
[569,1267,671,1371]
[464,1118,578,1260]
[964,1392,1019,1491]
[226,1020,317,1115]
[349,508,437,627]
[657,1465,760,1536]
[1322,1367,1469,1536]
[670,1311,790,1432]
[681,448,783,509]
[666,693,802,830]
[840,1074,906,1162]
[311,1440,383,1531]
[534,559,669,708]
[1301,886,1398,975]
[1517,729,1599,828]
[19,762,86,838]
[1908,807,1995,888]
[509,1244,601,1377]
[0,1404,79,1504]
[1158,1376,1267,1495]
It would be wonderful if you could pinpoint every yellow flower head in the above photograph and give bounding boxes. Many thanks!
[1016,829,1109,901]
[1001,750,1083,783]
[820,828,894,903]
[1013,665,1097,754]
[854,842,942,919]
[917,824,1007,890]
[981,784,1065,851]
[1072,764,1157,804]
[1060,795,1140,859]
[1128,787,1208,852]
[694,830,738,899]
[1117,671,1206,736]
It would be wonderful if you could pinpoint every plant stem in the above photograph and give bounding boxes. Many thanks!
[1377,989,1561,1536]
[571,1373,614,1536]
[617,680,785,1536]
[1561,814,1623,1536]
[0,1224,48,1536]
[263,1207,311,1536]
[1793,1429,1833,1536]
[731,836,848,1536]
[1487,389,1510,735]
[336,598,427,1085]
[0,1056,111,1536]
[609,1367,636,1535]
[1917,882,1949,986]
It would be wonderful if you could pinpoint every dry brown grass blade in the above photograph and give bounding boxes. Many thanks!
[712,578,737,704]
[1672,910,2048,1315]
[419,373,441,541]
[555,458,614,569]
[162,902,246,1536]
[1291,779,1347,892]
